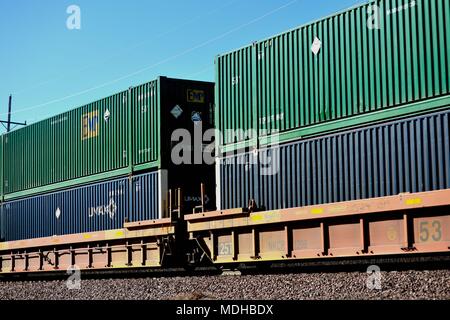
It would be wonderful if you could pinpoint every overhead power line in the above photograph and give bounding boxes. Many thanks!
[0,95,27,132]
[2,0,298,118]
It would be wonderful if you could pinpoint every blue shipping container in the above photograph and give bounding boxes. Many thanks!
[1,170,167,242]
[218,109,450,211]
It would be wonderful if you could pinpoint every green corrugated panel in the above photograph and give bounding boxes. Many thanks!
[3,77,214,200]
[132,79,160,167]
[215,44,255,146]
[0,135,3,201]
[3,90,129,195]
[217,0,450,151]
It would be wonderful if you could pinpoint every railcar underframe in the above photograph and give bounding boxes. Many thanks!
[0,189,449,275]
[186,189,450,264]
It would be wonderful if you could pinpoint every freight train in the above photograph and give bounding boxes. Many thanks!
[1,0,449,274]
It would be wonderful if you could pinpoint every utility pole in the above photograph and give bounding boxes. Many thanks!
[1,95,27,132]
[7,95,12,132]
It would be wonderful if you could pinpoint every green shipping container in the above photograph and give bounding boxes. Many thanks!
[2,77,214,200]
[216,0,450,151]
[0,135,3,202]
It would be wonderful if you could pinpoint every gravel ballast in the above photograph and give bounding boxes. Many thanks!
[0,269,449,300]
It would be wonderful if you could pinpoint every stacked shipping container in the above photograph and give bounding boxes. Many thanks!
[216,0,450,210]
[216,0,450,151]
[219,109,450,210]
[1,172,164,242]
[0,77,215,241]
[2,77,215,201]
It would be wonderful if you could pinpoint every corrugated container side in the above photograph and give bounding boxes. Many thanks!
[131,171,161,221]
[0,205,3,241]
[0,135,3,200]
[216,45,255,146]
[3,91,129,195]
[2,171,161,242]
[220,152,259,210]
[3,77,215,200]
[217,0,450,147]
[0,204,2,241]
[132,80,161,167]
[219,109,450,210]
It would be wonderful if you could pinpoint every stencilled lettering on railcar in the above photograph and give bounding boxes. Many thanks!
[218,242,232,255]
[51,116,68,125]
[138,148,152,155]
[294,239,309,250]
[267,239,284,251]
[88,198,117,219]
[386,0,416,15]
[185,195,210,205]
[259,113,285,125]
[222,155,258,167]
[137,90,154,101]
[108,187,124,197]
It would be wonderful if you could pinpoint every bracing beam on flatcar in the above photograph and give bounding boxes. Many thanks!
[0,219,176,274]
[185,189,450,264]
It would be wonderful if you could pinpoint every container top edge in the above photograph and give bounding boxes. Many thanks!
[218,106,450,159]
[1,86,130,136]
[2,170,162,203]
[1,75,214,137]
[216,0,373,58]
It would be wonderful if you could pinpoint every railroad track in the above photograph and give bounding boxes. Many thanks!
[2,252,449,281]
[0,256,449,300]
[1,0,449,303]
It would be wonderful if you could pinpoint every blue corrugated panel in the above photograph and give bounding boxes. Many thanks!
[2,171,160,242]
[0,205,3,241]
[219,109,450,211]
[131,172,160,222]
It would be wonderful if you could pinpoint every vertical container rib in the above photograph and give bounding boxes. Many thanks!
[216,0,450,152]
[219,109,450,211]
[1,172,161,242]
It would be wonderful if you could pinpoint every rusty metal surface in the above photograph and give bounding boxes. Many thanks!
[186,189,450,229]
[0,220,174,252]
[184,208,247,222]
[0,218,176,273]
[0,240,164,273]
[187,189,450,263]
[124,218,172,229]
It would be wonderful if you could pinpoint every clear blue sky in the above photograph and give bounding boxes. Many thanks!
[0,0,363,131]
